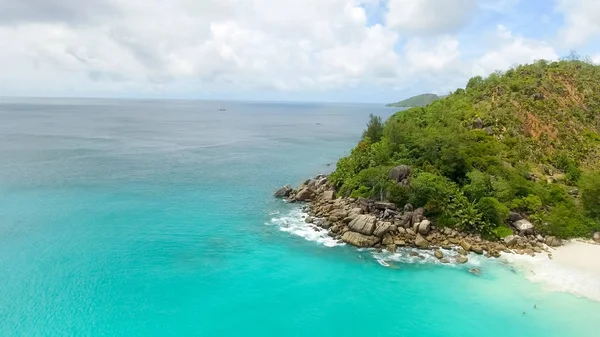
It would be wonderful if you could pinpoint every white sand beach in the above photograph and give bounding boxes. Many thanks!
[502,240,600,302]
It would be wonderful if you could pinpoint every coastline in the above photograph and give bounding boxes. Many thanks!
[274,174,600,302]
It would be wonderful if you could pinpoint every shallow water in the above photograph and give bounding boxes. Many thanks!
[1,97,598,336]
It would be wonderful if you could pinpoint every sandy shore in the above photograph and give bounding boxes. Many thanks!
[502,240,600,302]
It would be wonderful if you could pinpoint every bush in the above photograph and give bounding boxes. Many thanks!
[580,172,600,218]
[476,197,509,226]
[511,194,543,213]
[409,172,454,212]
[543,204,597,238]
[492,225,513,238]
[464,170,493,201]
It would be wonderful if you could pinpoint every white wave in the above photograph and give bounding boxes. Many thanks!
[267,207,345,248]
[500,241,600,302]
[371,247,483,268]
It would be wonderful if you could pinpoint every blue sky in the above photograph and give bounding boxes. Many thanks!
[0,0,599,103]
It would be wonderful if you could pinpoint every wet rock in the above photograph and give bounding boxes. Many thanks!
[348,214,377,235]
[460,240,472,252]
[415,234,429,248]
[472,246,484,255]
[386,244,397,253]
[434,250,444,259]
[468,268,481,276]
[382,233,394,246]
[341,231,380,248]
[274,185,293,198]
[456,256,468,264]
[305,216,314,224]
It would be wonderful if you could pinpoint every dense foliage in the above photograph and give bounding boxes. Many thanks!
[331,60,600,239]
[386,93,440,108]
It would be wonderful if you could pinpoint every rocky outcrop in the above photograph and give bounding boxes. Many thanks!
[348,214,377,236]
[275,174,552,263]
[545,236,561,247]
[341,231,380,247]
[274,185,293,198]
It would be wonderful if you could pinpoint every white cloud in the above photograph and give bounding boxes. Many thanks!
[386,0,477,35]
[556,0,600,47]
[473,25,557,76]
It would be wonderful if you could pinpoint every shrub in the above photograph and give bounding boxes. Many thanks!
[543,204,596,238]
[511,194,543,213]
[464,170,493,201]
[476,197,509,226]
[492,225,513,238]
[409,172,454,212]
[580,172,600,218]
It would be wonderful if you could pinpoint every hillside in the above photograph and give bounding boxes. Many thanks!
[386,93,440,107]
[330,59,600,239]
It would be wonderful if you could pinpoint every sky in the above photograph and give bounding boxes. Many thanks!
[0,0,599,103]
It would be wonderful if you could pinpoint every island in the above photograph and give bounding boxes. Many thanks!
[386,93,441,108]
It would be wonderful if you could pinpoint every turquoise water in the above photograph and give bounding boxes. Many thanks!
[0,98,598,336]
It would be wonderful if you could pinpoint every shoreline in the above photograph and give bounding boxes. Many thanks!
[274,174,600,302]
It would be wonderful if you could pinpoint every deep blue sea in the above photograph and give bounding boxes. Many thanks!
[1,98,599,336]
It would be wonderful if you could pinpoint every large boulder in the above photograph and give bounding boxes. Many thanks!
[504,235,518,247]
[389,165,411,183]
[322,190,335,201]
[415,234,429,248]
[348,214,377,236]
[274,185,293,198]
[456,256,469,264]
[412,208,425,225]
[593,232,600,243]
[545,236,562,247]
[418,220,431,235]
[508,212,523,222]
[341,231,380,248]
[514,219,534,235]
[373,222,392,238]
[434,250,444,259]
[460,240,472,252]
[295,188,314,201]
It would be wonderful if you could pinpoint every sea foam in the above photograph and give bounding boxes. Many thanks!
[268,207,344,247]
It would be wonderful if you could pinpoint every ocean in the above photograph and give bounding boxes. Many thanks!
[0,97,598,336]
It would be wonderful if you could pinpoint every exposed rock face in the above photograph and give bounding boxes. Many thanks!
[389,165,411,183]
[341,232,380,247]
[348,214,377,235]
[418,220,431,235]
[295,188,314,201]
[373,222,392,238]
[322,190,335,201]
[504,235,518,247]
[415,234,429,248]
[274,185,293,198]
[514,219,534,234]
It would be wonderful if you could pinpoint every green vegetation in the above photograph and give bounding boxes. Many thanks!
[331,59,600,239]
[386,93,440,108]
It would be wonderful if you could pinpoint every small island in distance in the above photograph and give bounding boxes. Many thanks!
[386,93,442,108]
